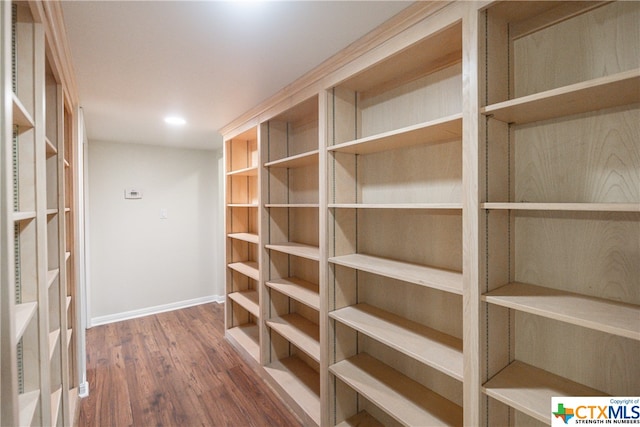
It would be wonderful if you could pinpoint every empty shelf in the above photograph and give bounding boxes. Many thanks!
[266,242,319,261]
[226,324,260,362]
[483,282,640,341]
[15,302,38,340]
[328,114,462,155]
[227,166,258,176]
[265,150,319,168]
[45,137,57,157]
[330,203,462,210]
[227,261,259,281]
[265,357,320,426]
[329,253,462,295]
[330,304,463,380]
[266,277,320,311]
[483,360,605,424]
[228,291,260,318]
[265,203,319,208]
[482,202,640,212]
[227,232,259,244]
[47,269,59,289]
[12,211,36,222]
[51,387,62,424]
[267,314,320,362]
[18,390,40,427]
[336,411,383,427]
[330,353,462,426]
[49,329,60,360]
[12,92,34,129]
[481,69,640,124]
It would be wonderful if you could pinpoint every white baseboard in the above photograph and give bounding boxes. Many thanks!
[90,294,225,327]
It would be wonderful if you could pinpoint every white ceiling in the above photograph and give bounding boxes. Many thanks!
[61,1,412,150]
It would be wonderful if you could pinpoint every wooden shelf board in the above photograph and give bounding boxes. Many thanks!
[67,328,73,347]
[266,242,320,261]
[265,150,319,168]
[51,386,63,424]
[66,296,72,311]
[264,356,320,426]
[484,282,640,341]
[266,277,320,311]
[336,411,383,427]
[65,207,71,213]
[267,313,320,362]
[47,269,59,288]
[49,329,60,360]
[69,387,79,421]
[482,202,640,212]
[483,360,605,424]
[329,253,462,295]
[46,208,58,216]
[330,353,462,426]
[65,251,71,261]
[12,92,34,129]
[12,211,36,222]
[227,232,259,244]
[330,203,462,210]
[265,203,319,208]
[330,304,463,381]
[64,159,70,168]
[45,137,57,157]
[227,203,259,208]
[227,261,259,281]
[227,166,258,177]
[15,301,38,340]
[481,69,640,124]
[226,324,260,362]
[228,291,260,318]
[329,113,462,155]
[18,390,40,427]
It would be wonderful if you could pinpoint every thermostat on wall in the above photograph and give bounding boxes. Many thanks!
[124,188,143,199]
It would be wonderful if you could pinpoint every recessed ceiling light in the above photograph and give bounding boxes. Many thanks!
[164,116,186,126]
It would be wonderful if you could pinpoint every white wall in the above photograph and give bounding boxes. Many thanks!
[87,140,224,324]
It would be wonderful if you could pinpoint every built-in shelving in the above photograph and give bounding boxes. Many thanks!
[330,353,463,426]
[266,314,321,362]
[12,92,34,129]
[227,261,259,281]
[482,202,640,212]
[227,291,259,318]
[265,277,319,311]
[264,150,318,168]
[227,232,259,244]
[226,324,260,361]
[15,302,38,340]
[266,242,320,261]
[329,253,462,295]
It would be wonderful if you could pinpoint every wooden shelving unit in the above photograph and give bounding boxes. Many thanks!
[480,2,639,425]
[260,95,323,426]
[224,126,261,362]
[1,1,81,425]
[220,2,639,426]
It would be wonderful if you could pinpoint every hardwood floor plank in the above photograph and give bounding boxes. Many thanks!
[78,303,302,427]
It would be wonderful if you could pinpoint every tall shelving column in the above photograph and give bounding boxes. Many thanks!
[480,2,639,425]
[224,127,261,362]
[327,20,465,426]
[260,96,322,426]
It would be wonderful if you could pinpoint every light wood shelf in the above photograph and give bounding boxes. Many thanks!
[12,211,36,222]
[330,203,462,210]
[266,242,320,261]
[67,328,73,347]
[65,251,71,261]
[49,329,60,360]
[266,277,320,311]
[265,203,319,209]
[483,361,605,424]
[329,113,462,155]
[66,296,72,311]
[330,304,463,380]
[12,92,34,129]
[264,356,321,426]
[484,282,640,341]
[227,203,259,208]
[265,150,319,168]
[267,314,320,362]
[335,411,383,427]
[226,166,258,177]
[15,302,38,341]
[329,253,463,295]
[45,137,57,157]
[330,353,463,426]
[228,291,259,318]
[482,202,640,212]
[227,232,259,244]
[482,69,640,124]
[69,387,79,422]
[227,324,260,362]
[47,269,59,288]
[46,208,58,216]
[63,158,70,168]
[227,261,259,281]
[18,390,40,427]
[51,387,62,424]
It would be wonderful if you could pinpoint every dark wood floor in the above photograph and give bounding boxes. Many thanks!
[78,302,302,427]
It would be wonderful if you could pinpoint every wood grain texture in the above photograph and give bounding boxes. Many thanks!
[77,303,302,427]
